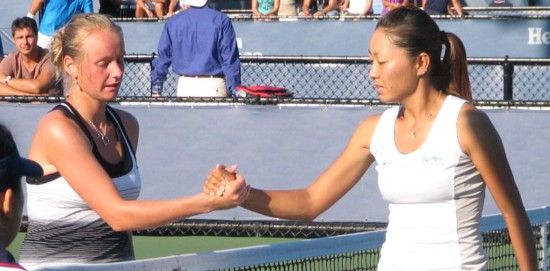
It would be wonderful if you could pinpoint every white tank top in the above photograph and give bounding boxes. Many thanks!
[20,103,141,268]
[371,95,488,270]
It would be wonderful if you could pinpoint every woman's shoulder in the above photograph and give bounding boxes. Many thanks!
[457,101,488,124]
[353,111,384,140]
[456,101,499,152]
[110,107,138,129]
[109,107,139,144]
[36,107,81,137]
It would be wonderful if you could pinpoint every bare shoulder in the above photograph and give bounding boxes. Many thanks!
[111,107,139,133]
[457,102,500,156]
[359,112,383,133]
[30,109,91,167]
[35,109,82,140]
[363,112,383,125]
[349,112,383,149]
[457,102,494,132]
[110,107,139,149]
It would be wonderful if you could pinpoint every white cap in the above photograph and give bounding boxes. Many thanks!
[184,0,207,7]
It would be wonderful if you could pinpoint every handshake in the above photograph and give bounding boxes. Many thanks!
[203,164,251,211]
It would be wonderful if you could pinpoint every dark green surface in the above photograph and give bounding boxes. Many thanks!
[7,233,297,260]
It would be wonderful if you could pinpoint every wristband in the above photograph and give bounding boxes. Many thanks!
[26,12,35,18]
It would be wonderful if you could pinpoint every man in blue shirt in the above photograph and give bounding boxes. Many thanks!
[151,0,241,97]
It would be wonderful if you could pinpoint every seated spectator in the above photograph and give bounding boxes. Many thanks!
[167,0,189,16]
[489,0,513,6]
[135,0,178,18]
[422,0,464,17]
[0,123,43,269]
[372,0,384,14]
[99,0,123,17]
[0,17,61,96]
[278,0,298,16]
[381,0,405,15]
[252,0,280,20]
[135,0,156,17]
[300,0,340,16]
[341,0,373,16]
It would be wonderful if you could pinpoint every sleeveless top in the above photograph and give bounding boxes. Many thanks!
[257,0,275,14]
[278,0,298,16]
[19,102,141,268]
[371,95,488,270]
[424,0,450,14]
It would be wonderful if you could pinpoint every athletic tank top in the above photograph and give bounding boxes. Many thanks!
[371,95,488,270]
[19,102,141,268]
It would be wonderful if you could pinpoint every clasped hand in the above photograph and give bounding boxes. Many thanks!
[203,164,250,210]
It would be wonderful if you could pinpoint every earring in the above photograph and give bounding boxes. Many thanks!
[74,78,83,91]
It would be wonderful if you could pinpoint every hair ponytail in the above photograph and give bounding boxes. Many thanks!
[445,32,472,101]
[49,27,65,84]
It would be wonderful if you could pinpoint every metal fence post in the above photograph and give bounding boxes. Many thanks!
[150,53,156,96]
[503,56,514,101]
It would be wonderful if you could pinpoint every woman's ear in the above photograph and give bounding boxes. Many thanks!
[416,52,431,76]
[63,55,78,79]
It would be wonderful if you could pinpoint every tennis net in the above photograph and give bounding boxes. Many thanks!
[36,205,550,271]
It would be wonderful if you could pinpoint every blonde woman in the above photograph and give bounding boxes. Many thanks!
[19,14,249,268]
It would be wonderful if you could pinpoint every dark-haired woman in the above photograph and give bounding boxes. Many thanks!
[208,5,537,270]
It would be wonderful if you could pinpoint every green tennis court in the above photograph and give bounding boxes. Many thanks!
[7,233,299,261]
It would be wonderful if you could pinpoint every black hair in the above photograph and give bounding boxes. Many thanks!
[11,17,39,37]
[376,5,472,101]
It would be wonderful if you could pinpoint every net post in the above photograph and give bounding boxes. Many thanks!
[541,206,549,271]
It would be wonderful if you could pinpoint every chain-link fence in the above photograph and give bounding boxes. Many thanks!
[121,54,550,102]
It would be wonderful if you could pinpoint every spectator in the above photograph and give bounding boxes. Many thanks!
[340,0,373,16]
[27,0,93,49]
[151,0,241,97]
[135,0,156,18]
[99,0,123,17]
[300,0,340,16]
[167,0,189,16]
[489,0,513,6]
[372,0,384,14]
[0,123,43,269]
[18,14,249,268]
[0,17,61,96]
[278,0,298,17]
[422,0,464,17]
[135,0,179,18]
[207,5,538,271]
[381,0,405,15]
[252,0,280,20]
